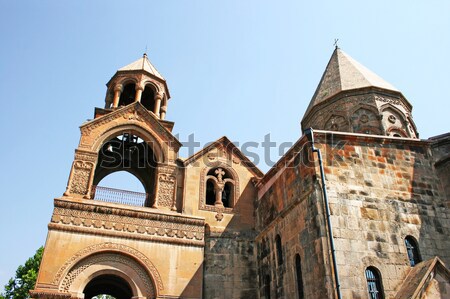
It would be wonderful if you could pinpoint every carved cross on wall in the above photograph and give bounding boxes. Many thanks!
[215,168,225,183]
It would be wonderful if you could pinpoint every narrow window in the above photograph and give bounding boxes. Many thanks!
[118,83,136,106]
[405,236,421,267]
[275,235,283,266]
[264,275,271,299]
[205,179,216,205]
[365,267,383,299]
[295,254,304,299]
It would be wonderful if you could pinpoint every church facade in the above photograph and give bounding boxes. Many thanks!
[31,49,450,299]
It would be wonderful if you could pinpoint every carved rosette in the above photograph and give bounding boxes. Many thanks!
[65,151,97,198]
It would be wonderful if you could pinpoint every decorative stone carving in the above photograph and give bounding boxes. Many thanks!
[157,173,176,209]
[60,253,155,297]
[52,242,163,293]
[388,114,397,124]
[68,161,94,197]
[49,199,205,246]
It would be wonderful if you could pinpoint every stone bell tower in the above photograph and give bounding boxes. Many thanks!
[31,54,206,299]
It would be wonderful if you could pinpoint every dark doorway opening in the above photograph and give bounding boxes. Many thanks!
[83,274,132,299]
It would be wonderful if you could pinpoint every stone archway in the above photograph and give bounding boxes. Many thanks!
[60,252,156,299]
[54,243,163,299]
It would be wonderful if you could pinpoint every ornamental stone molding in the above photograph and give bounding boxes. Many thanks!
[51,242,163,294]
[65,161,95,198]
[50,199,205,246]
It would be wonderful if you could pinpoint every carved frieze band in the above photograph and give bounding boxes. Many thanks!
[29,290,72,299]
[50,200,205,246]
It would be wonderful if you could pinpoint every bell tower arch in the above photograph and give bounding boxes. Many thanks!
[32,55,206,299]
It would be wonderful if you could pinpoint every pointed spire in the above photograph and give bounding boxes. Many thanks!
[118,53,165,81]
[304,48,399,117]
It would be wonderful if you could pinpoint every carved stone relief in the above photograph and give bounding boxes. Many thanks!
[68,161,94,197]
[157,173,176,209]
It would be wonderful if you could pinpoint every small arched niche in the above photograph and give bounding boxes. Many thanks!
[141,84,156,112]
[118,83,136,107]
[205,167,235,208]
[93,132,158,207]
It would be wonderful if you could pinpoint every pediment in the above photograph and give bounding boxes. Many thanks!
[395,257,450,299]
[183,136,264,178]
[79,102,181,151]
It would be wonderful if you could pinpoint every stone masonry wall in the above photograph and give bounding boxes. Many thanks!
[315,131,450,299]
[203,231,258,299]
[256,140,334,299]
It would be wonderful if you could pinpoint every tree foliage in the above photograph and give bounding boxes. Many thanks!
[1,247,44,299]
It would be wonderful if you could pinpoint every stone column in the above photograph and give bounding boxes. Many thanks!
[160,105,167,120]
[112,84,123,108]
[214,184,224,207]
[134,85,144,103]
[154,92,163,118]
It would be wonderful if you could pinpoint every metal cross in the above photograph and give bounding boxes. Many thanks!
[334,38,339,49]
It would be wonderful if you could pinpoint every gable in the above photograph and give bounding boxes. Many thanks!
[79,103,181,152]
[183,136,264,178]
[395,257,450,299]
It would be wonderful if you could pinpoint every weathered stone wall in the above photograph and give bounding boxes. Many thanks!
[256,139,334,299]
[430,133,450,206]
[315,131,450,298]
[203,231,258,299]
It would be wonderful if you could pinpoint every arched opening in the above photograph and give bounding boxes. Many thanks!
[141,85,156,111]
[275,234,283,266]
[118,83,136,107]
[205,179,216,205]
[204,167,236,208]
[405,236,421,267]
[93,132,158,207]
[223,182,233,208]
[295,254,304,299]
[93,171,147,207]
[365,266,384,299]
[84,274,132,299]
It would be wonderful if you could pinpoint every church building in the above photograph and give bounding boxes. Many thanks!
[31,48,450,299]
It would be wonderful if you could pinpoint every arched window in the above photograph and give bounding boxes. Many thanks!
[405,236,421,267]
[365,267,383,299]
[204,167,235,208]
[205,179,216,205]
[118,83,136,106]
[141,84,155,111]
[275,235,283,266]
[295,254,304,299]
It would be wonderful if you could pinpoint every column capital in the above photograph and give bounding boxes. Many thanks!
[114,84,123,92]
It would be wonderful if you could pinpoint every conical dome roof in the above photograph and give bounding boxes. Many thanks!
[303,48,399,118]
[118,53,165,81]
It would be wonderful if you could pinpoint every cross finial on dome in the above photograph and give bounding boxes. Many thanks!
[334,38,339,49]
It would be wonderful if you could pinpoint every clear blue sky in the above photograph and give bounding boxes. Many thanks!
[0,0,449,288]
